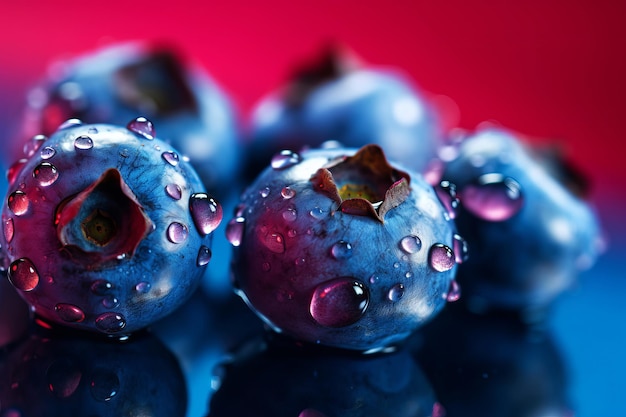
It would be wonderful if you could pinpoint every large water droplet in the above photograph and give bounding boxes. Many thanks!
[388,283,405,302]
[95,312,126,333]
[162,151,179,166]
[54,303,85,322]
[46,358,82,398]
[89,368,120,401]
[399,235,422,254]
[24,134,47,157]
[126,116,155,139]
[435,180,459,220]
[226,217,245,246]
[263,232,285,253]
[58,118,83,130]
[453,234,469,264]
[281,186,296,199]
[90,279,113,295]
[271,150,302,170]
[310,278,369,327]
[429,244,456,272]
[8,258,39,291]
[331,241,353,259]
[4,218,14,243]
[197,245,212,266]
[189,193,223,236]
[8,190,29,216]
[165,183,182,200]
[445,280,461,302]
[7,159,27,185]
[461,174,523,221]
[74,135,94,150]
[167,222,189,243]
[33,162,59,186]
[40,146,57,160]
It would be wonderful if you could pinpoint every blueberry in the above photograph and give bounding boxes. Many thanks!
[228,144,459,351]
[1,121,222,335]
[441,127,603,314]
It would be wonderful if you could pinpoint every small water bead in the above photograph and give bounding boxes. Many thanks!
[4,218,14,243]
[226,217,245,247]
[282,207,297,222]
[393,262,400,269]
[309,207,327,219]
[90,279,113,295]
[24,134,47,157]
[287,229,297,238]
[445,279,461,302]
[429,244,456,272]
[74,135,94,150]
[165,183,182,200]
[87,127,99,135]
[58,118,83,130]
[309,278,369,327]
[330,240,353,259]
[453,234,469,264]
[271,150,302,170]
[162,151,180,166]
[295,257,306,266]
[47,358,82,398]
[7,159,27,185]
[89,368,120,401]
[388,283,405,302]
[405,271,413,278]
[281,186,296,199]
[33,162,59,186]
[167,222,189,244]
[95,312,126,333]
[126,116,156,139]
[8,258,39,291]
[189,193,223,235]
[54,303,85,322]
[263,232,286,253]
[102,296,119,309]
[461,174,523,221]
[197,245,212,266]
[261,262,271,272]
[399,235,422,254]
[40,146,57,160]
[259,187,270,198]
[135,281,151,293]
[369,275,379,284]
[435,180,459,220]
[8,190,29,216]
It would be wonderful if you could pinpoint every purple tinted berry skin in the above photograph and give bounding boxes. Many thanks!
[441,128,602,312]
[1,122,221,335]
[229,144,459,351]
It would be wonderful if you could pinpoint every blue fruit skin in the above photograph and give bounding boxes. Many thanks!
[247,59,443,181]
[1,122,217,335]
[442,128,602,313]
[0,327,187,416]
[229,145,458,351]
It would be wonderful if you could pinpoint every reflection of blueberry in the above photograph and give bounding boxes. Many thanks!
[209,333,438,417]
[441,128,602,314]
[0,327,187,416]
[411,302,571,417]
[246,45,443,181]
[228,144,459,351]
[2,122,222,335]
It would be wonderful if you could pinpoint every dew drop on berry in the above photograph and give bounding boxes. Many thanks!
[7,159,27,186]
[271,150,302,170]
[33,162,59,186]
[399,235,422,254]
[4,218,14,243]
[445,279,461,302]
[167,222,189,243]
[435,180,459,220]
[135,281,151,293]
[165,183,182,200]
[8,258,39,291]
[262,261,271,272]
[162,151,180,166]
[369,275,379,284]
[74,135,93,150]
[453,234,469,264]
[54,303,85,322]
[90,279,113,295]
[102,295,119,309]
[461,174,523,221]
[41,146,56,160]
[281,186,296,199]
[429,244,456,272]
[282,207,297,222]
[58,118,83,130]
[331,241,353,259]
[310,278,369,327]
[126,116,156,140]
[8,191,29,216]
[309,207,327,219]
[197,245,212,266]
[226,217,245,246]
[287,229,297,238]
[89,368,120,401]
[263,232,285,253]
[24,134,47,157]
[47,358,82,398]
[259,187,270,198]
[189,193,223,236]
[388,283,405,302]
[95,312,126,333]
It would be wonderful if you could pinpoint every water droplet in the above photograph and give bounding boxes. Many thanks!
[393,262,400,269]
[46,358,82,398]
[167,222,189,243]
[261,262,271,272]
[7,159,27,185]
[24,134,47,157]
[102,296,119,309]
[8,258,39,291]
[90,279,113,295]
[445,279,461,302]
[162,151,179,166]
[126,116,155,139]
[74,135,94,150]
[263,232,285,253]
[405,271,413,278]
[429,244,456,272]
[33,162,59,186]
[460,174,523,221]
[165,183,182,200]
[259,187,270,198]
[197,245,212,266]
[309,278,369,327]
[271,150,301,170]
[282,207,297,222]
[295,257,306,266]
[399,235,422,254]
[331,241,353,259]
[226,217,245,246]
[54,303,85,322]
[453,234,469,264]
[8,190,29,216]
[281,186,296,199]
[369,275,379,284]
[89,368,120,401]
[95,312,126,333]
[435,180,459,220]
[287,229,297,238]
[87,127,98,134]
[4,218,14,243]
[189,193,223,236]
[58,118,82,130]
[40,146,57,160]
[309,207,327,219]
[135,281,151,293]
[388,283,405,302]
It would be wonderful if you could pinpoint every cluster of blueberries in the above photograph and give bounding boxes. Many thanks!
[0,41,603,416]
